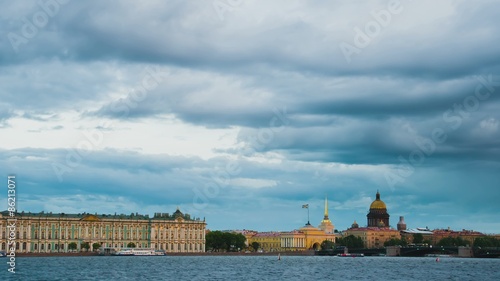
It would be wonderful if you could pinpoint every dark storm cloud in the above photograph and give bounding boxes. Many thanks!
[2,0,500,129]
[1,0,499,232]
[1,1,499,78]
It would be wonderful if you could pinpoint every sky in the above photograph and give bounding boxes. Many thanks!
[1,0,499,233]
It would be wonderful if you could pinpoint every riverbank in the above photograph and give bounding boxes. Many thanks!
[169,250,315,256]
[14,250,315,257]
[16,252,99,257]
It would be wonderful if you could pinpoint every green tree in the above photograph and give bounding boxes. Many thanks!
[401,236,409,246]
[437,237,467,247]
[413,233,424,244]
[222,232,246,251]
[251,242,260,252]
[206,231,247,252]
[384,238,407,247]
[474,237,500,247]
[206,231,225,252]
[68,242,77,252]
[81,242,90,251]
[336,235,364,249]
[423,239,432,246]
[233,233,246,251]
[92,242,102,251]
[321,240,335,250]
[127,242,136,248]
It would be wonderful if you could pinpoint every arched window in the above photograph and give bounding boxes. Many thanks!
[23,242,27,251]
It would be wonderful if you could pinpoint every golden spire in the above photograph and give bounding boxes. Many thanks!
[324,195,329,220]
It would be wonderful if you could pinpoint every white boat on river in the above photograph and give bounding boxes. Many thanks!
[113,248,166,256]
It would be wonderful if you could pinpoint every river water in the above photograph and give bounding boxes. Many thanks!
[2,256,499,280]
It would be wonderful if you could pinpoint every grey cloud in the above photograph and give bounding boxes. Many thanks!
[0,1,499,232]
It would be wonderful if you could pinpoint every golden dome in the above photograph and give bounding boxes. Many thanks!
[369,191,387,209]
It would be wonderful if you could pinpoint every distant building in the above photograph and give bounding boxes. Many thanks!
[247,197,338,251]
[344,190,400,248]
[0,208,206,253]
[397,216,407,231]
[249,232,282,252]
[430,228,485,246]
[401,227,486,246]
[282,224,336,250]
[400,227,434,243]
[345,226,401,248]
[367,191,390,227]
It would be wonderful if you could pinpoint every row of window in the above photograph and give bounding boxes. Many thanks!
[25,224,204,232]
[1,232,203,241]
[0,242,204,251]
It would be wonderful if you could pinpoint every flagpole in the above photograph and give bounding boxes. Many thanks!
[302,204,310,225]
[307,207,310,225]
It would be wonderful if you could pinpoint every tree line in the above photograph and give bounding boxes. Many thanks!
[205,231,246,252]
[320,235,364,250]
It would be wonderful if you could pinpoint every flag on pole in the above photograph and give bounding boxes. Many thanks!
[302,204,309,208]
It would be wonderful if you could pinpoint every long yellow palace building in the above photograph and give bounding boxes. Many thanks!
[0,208,206,253]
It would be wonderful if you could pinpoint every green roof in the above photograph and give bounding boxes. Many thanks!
[1,210,203,222]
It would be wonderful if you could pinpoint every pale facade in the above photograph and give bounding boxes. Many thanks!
[345,227,401,248]
[247,225,337,252]
[248,196,337,252]
[249,232,282,252]
[280,230,306,251]
[0,208,206,253]
[281,225,337,251]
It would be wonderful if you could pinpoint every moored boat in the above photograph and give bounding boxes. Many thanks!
[337,253,364,257]
[112,248,166,256]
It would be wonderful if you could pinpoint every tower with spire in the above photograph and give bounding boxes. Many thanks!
[318,195,335,234]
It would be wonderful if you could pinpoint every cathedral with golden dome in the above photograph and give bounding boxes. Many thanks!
[345,190,400,248]
[367,190,390,227]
